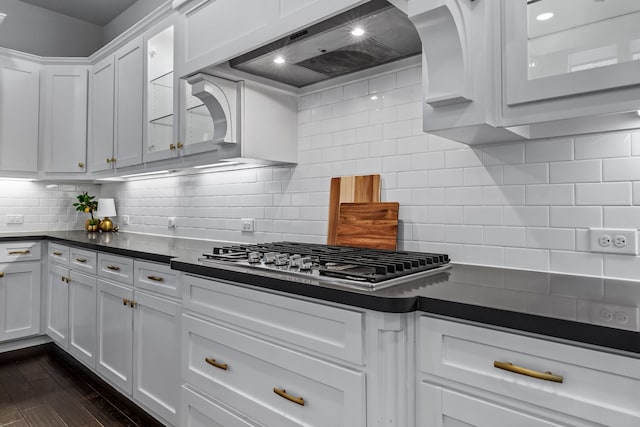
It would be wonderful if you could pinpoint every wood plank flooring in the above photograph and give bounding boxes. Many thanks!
[0,345,163,427]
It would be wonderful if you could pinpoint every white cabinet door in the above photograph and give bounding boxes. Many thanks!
[41,65,88,173]
[114,38,144,169]
[133,291,180,425]
[182,386,259,427]
[0,56,40,173]
[68,271,97,369]
[90,56,115,173]
[97,279,133,394]
[176,0,365,78]
[0,261,41,341]
[46,263,69,347]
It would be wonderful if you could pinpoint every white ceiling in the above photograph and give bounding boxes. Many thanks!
[18,0,137,25]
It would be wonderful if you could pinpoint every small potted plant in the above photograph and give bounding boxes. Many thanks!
[73,192,100,231]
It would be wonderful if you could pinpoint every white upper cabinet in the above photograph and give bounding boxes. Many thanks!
[90,56,116,172]
[175,0,367,78]
[0,55,40,173]
[408,0,640,145]
[41,65,89,173]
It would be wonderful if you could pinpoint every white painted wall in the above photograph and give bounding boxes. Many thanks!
[0,0,103,56]
[0,182,101,232]
[103,0,166,44]
[99,63,640,282]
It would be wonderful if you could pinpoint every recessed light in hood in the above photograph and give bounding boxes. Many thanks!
[228,0,421,87]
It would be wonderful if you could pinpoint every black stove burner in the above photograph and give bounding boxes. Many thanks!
[202,242,450,284]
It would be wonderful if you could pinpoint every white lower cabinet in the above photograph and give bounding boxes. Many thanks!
[46,263,70,347]
[418,316,640,427]
[0,260,41,341]
[182,385,257,427]
[68,270,97,367]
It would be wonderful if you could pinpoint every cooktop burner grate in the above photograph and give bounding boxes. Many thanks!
[201,242,450,285]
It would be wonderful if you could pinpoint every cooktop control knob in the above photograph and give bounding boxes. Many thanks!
[299,257,314,270]
[247,251,261,263]
[274,253,289,266]
[263,252,277,264]
[289,254,302,268]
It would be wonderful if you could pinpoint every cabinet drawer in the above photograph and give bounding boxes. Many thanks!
[0,241,41,262]
[182,314,365,427]
[181,386,259,427]
[97,253,133,285]
[48,243,69,265]
[134,260,179,298]
[69,247,97,274]
[183,275,364,364]
[419,316,640,426]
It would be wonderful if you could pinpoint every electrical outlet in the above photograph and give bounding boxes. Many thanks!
[589,228,638,255]
[241,218,254,232]
[168,217,176,228]
[587,302,639,331]
[121,215,130,225]
[7,215,24,224]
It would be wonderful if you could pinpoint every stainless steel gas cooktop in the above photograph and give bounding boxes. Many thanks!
[199,242,450,290]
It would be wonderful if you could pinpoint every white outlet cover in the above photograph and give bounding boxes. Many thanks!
[589,228,638,255]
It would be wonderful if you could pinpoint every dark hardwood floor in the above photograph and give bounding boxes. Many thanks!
[0,344,163,427]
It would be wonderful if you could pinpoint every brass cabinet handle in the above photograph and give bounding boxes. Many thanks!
[61,276,66,283]
[122,298,129,305]
[111,157,117,163]
[494,361,563,383]
[78,162,85,168]
[147,275,164,282]
[177,142,183,149]
[75,258,87,263]
[273,387,305,406]
[129,300,137,308]
[53,251,63,256]
[205,357,228,370]
[8,250,30,255]
[106,265,121,271]
[169,143,176,151]
[0,272,3,278]
[106,158,112,164]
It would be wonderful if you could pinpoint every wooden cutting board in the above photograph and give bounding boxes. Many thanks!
[335,202,399,250]
[327,174,381,245]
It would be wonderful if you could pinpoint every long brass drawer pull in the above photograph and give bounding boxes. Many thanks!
[494,361,563,383]
[75,258,87,263]
[205,357,228,371]
[106,265,121,271]
[9,250,30,255]
[147,275,164,282]
[273,387,305,406]
[53,251,63,256]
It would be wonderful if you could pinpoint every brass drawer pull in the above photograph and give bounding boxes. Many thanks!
[147,275,164,282]
[129,300,137,308]
[494,361,563,383]
[106,265,121,271]
[273,387,305,406]
[169,143,176,151]
[75,258,87,263]
[122,298,129,306]
[53,251,63,256]
[9,250,30,255]
[0,272,3,278]
[205,357,228,371]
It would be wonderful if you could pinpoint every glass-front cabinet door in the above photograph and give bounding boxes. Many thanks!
[503,0,640,124]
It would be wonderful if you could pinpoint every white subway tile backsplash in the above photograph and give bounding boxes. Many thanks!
[397,135,428,154]
[397,66,422,87]
[369,106,397,124]
[413,188,445,205]
[445,187,483,205]
[446,225,483,244]
[413,223,445,241]
[445,149,483,168]
[504,248,549,271]
[310,105,332,121]
[343,80,369,99]
[603,206,640,228]
[634,182,640,205]
[464,206,503,225]
[413,152,445,170]
[602,157,640,181]
[576,182,632,205]
[549,160,601,183]
[503,163,548,185]
[320,87,344,105]
[525,138,573,163]
[484,226,526,247]
[526,184,574,206]
[369,140,397,157]
[483,143,525,166]
[428,206,464,224]
[383,120,414,139]
[463,245,504,266]
[428,134,466,151]
[603,254,640,280]
[526,227,575,250]
[369,73,397,93]
[632,132,640,156]
[463,166,503,186]
[396,102,422,121]
[428,169,464,187]
[397,171,428,188]
[550,251,603,276]
[575,228,591,252]
[483,186,525,205]
[550,207,602,228]
[382,86,413,107]
[575,133,631,159]
[383,155,413,172]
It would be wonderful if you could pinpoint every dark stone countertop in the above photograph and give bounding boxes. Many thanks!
[1,231,639,355]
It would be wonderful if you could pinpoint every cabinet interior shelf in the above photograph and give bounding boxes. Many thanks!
[149,113,173,127]
[149,71,173,89]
